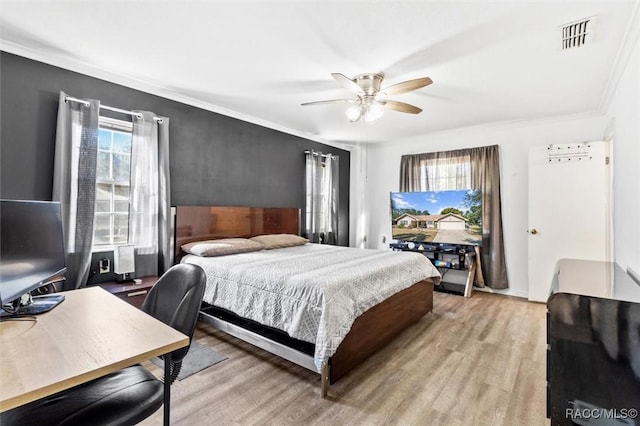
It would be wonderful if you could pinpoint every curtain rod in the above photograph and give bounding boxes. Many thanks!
[305,150,337,159]
[65,96,164,123]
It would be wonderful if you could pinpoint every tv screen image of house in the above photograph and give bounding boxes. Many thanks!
[390,190,482,246]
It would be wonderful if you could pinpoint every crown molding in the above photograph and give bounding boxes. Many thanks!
[598,0,640,113]
[0,40,338,147]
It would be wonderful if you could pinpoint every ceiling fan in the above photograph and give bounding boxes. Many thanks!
[301,73,433,123]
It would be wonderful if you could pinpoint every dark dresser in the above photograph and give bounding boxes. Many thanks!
[547,259,640,425]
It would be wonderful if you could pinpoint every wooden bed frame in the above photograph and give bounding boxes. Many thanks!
[173,206,435,397]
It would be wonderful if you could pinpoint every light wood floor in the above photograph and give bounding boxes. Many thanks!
[142,291,548,426]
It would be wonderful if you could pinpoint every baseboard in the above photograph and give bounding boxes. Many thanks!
[473,286,529,300]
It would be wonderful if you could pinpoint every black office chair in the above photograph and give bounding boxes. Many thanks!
[141,263,207,383]
[0,263,206,426]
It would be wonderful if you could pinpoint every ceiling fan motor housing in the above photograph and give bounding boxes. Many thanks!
[353,73,384,95]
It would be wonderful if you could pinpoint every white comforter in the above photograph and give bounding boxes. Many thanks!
[182,243,440,372]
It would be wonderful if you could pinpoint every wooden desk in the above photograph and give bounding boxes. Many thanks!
[0,286,188,423]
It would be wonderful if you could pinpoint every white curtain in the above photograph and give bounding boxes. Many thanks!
[130,111,171,276]
[305,151,339,244]
[52,92,100,290]
[421,153,471,190]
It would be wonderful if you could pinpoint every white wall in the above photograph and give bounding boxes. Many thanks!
[606,29,640,278]
[361,114,607,298]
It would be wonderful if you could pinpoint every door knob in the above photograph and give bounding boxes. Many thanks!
[530,228,538,235]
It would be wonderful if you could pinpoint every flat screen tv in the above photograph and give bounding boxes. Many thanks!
[0,200,67,315]
[390,190,482,246]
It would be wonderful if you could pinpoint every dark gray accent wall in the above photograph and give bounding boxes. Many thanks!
[0,52,350,247]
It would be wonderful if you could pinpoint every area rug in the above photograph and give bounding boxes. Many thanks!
[152,341,228,381]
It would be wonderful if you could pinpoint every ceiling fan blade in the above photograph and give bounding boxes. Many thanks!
[383,100,423,114]
[301,99,358,106]
[383,77,433,96]
[331,73,364,94]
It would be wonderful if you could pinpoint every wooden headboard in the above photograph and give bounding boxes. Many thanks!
[173,206,300,263]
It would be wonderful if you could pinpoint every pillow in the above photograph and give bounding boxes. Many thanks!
[181,238,264,257]
[249,234,308,249]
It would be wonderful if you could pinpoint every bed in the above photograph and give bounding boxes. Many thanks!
[174,206,441,397]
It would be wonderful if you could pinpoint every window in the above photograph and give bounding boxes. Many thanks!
[304,151,339,244]
[93,117,133,249]
[419,154,471,191]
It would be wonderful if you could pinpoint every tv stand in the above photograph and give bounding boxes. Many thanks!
[0,294,65,318]
[390,242,478,297]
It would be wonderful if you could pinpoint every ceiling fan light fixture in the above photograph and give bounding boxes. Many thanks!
[364,102,384,124]
[345,99,385,124]
[346,104,362,122]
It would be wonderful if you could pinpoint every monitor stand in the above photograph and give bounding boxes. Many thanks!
[0,295,65,318]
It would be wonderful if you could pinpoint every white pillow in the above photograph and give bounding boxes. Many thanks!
[249,234,308,249]
[181,238,264,257]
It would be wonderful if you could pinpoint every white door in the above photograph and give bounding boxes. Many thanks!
[528,141,611,302]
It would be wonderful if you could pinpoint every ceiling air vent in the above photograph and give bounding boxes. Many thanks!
[561,17,596,50]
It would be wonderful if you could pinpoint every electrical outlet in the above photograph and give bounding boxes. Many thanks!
[99,258,110,274]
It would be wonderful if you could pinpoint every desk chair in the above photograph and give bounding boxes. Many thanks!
[0,263,207,426]
[141,263,206,383]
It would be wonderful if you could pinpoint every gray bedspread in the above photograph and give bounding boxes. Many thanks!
[182,243,440,372]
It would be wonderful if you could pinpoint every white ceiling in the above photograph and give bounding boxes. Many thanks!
[0,0,637,145]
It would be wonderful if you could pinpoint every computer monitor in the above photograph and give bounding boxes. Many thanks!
[0,199,67,316]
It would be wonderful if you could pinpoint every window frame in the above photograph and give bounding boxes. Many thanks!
[92,116,133,252]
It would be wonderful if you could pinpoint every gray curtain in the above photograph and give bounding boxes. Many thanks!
[305,151,339,244]
[157,117,172,273]
[52,91,100,290]
[469,146,508,289]
[399,145,508,289]
[130,111,171,276]
[399,154,423,191]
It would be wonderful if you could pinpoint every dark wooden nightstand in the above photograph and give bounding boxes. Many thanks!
[99,276,159,309]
